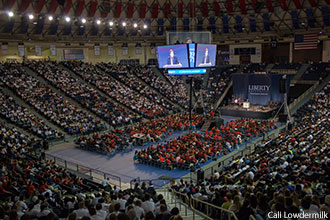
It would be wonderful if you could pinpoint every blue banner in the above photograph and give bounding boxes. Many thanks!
[232,74,290,105]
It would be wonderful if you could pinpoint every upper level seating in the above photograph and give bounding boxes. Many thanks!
[241,63,267,74]
[202,65,238,105]
[302,62,330,80]
[160,70,188,102]
[98,63,177,112]
[135,119,275,170]
[0,91,63,140]
[61,61,170,118]
[0,63,104,134]
[133,66,188,107]
[27,61,137,127]
[272,63,301,70]
[171,81,330,220]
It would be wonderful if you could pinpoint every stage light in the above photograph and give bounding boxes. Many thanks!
[96,19,101,25]
[48,15,53,21]
[28,14,34,20]
[133,23,138,28]
[81,18,86,24]
[8,11,14,17]
[65,16,71,22]
[109,21,114,26]
[143,24,147,29]
[122,22,126,27]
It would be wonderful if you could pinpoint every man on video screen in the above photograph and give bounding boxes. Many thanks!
[198,48,211,67]
[166,49,182,67]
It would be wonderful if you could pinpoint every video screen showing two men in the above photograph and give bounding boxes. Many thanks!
[157,44,216,69]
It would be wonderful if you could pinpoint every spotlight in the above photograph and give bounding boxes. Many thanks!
[143,24,147,29]
[122,22,126,27]
[109,21,114,26]
[65,16,70,22]
[96,19,101,25]
[7,11,14,17]
[28,14,34,20]
[48,15,53,21]
[133,23,138,28]
[81,18,86,24]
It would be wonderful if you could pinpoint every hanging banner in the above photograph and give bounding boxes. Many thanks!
[1,44,8,55]
[94,45,100,56]
[122,46,128,55]
[108,45,114,56]
[35,45,42,56]
[18,45,25,57]
[136,46,142,55]
[50,45,56,56]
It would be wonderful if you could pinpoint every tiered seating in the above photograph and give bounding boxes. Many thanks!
[302,62,330,80]
[27,61,136,127]
[98,63,178,113]
[135,119,275,170]
[272,63,301,70]
[202,66,238,105]
[0,91,64,140]
[75,113,205,155]
[171,81,330,220]
[133,67,188,107]
[0,63,104,134]
[61,61,169,118]
[0,121,182,219]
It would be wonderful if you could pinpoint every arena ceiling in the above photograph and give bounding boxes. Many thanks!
[1,0,330,43]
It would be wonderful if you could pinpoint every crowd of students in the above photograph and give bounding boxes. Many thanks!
[62,61,170,118]
[171,82,330,220]
[134,119,275,170]
[0,121,183,220]
[0,90,63,140]
[75,114,205,155]
[0,63,104,135]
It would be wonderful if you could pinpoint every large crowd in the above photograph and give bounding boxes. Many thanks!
[0,90,63,140]
[0,121,183,220]
[303,62,330,81]
[62,61,170,118]
[171,82,330,220]
[135,119,275,170]
[75,113,205,155]
[0,63,104,135]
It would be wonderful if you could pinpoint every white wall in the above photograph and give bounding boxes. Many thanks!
[229,44,262,64]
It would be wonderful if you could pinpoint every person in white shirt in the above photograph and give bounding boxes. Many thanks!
[142,194,155,214]
[95,203,107,220]
[134,200,145,220]
[73,202,89,218]
[116,194,127,211]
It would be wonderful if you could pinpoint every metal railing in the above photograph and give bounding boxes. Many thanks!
[45,153,122,189]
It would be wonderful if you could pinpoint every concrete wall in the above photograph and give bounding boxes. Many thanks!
[0,42,157,64]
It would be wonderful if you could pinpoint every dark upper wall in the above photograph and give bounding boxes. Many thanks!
[293,42,323,63]
[262,43,290,64]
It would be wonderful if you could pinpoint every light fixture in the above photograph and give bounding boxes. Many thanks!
[143,24,147,29]
[65,16,70,22]
[109,21,114,26]
[96,19,101,25]
[122,22,126,27]
[7,11,14,17]
[81,18,86,24]
[28,14,34,20]
[48,15,53,21]
[133,23,138,28]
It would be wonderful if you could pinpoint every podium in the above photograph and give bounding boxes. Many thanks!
[243,102,250,109]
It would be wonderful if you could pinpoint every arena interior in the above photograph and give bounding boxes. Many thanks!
[0,0,330,219]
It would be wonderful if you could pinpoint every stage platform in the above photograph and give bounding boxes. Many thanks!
[220,104,278,119]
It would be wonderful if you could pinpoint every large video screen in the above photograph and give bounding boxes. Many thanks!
[156,44,189,69]
[63,49,84,60]
[195,44,217,67]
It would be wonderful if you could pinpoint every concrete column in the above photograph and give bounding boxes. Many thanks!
[289,42,293,63]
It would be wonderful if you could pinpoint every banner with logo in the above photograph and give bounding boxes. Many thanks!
[94,45,100,56]
[232,74,291,105]
[1,44,8,55]
[50,45,56,56]
[18,45,25,57]
[136,46,142,55]
[122,46,128,55]
[150,47,156,55]
[35,45,42,56]
[108,45,114,56]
